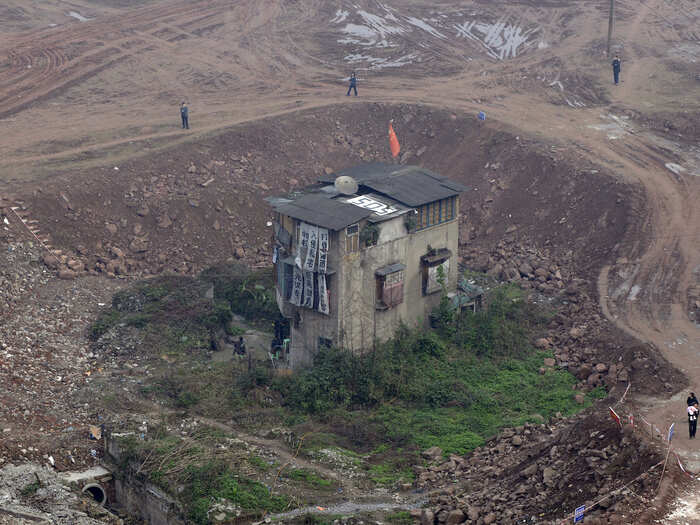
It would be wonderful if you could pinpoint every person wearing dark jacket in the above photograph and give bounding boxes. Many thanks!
[180,101,189,129]
[689,403,698,439]
[688,392,699,406]
[611,56,621,85]
[347,72,358,96]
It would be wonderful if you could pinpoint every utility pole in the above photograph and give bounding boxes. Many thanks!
[607,0,615,57]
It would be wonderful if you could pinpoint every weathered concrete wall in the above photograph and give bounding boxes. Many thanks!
[105,435,186,525]
[338,217,459,352]
[113,478,185,525]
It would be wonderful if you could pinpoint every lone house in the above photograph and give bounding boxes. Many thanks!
[267,163,466,369]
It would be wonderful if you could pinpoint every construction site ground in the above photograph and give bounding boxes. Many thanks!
[1,0,699,523]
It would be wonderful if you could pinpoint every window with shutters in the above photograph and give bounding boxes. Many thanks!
[376,269,404,309]
[345,223,359,253]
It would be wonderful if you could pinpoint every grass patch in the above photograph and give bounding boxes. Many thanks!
[286,468,333,488]
[114,430,291,524]
[20,481,41,497]
[249,455,274,471]
[368,463,414,486]
[387,511,413,524]
[275,284,589,455]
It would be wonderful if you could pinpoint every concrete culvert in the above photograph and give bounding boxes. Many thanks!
[82,483,106,505]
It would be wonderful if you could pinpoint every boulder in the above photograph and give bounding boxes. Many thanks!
[521,463,537,477]
[105,223,118,235]
[520,262,534,273]
[466,506,480,521]
[543,358,556,367]
[486,263,503,279]
[535,338,550,349]
[67,259,83,272]
[421,509,435,525]
[446,509,465,525]
[58,269,77,280]
[422,446,443,460]
[595,363,608,373]
[511,435,523,447]
[41,254,60,269]
[542,467,556,487]
[574,393,585,404]
[483,512,496,525]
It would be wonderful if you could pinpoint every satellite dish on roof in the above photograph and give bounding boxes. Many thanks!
[334,175,359,195]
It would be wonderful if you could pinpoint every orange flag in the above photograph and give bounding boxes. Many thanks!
[389,121,400,158]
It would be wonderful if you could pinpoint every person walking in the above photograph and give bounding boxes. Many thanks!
[347,72,358,96]
[180,101,189,129]
[688,403,698,439]
[611,55,621,85]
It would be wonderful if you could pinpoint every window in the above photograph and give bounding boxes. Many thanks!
[346,223,359,253]
[416,196,457,230]
[421,250,451,295]
[375,264,405,309]
[319,337,333,349]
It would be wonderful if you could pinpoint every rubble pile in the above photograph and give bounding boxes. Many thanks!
[0,463,119,524]
[462,240,681,396]
[0,241,123,470]
[416,412,663,525]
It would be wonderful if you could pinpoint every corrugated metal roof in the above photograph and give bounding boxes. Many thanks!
[319,163,467,206]
[273,193,371,231]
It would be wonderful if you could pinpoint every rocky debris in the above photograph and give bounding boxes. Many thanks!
[0,241,124,470]
[0,463,118,524]
[461,240,680,396]
[417,412,662,524]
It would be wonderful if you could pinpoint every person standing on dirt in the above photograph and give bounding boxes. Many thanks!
[687,392,698,407]
[611,55,621,85]
[688,403,698,439]
[347,72,358,97]
[180,101,189,129]
[237,336,246,356]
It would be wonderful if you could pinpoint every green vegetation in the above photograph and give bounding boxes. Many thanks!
[200,264,280,328]
[274,284,595,456]
[248,455,274,471]
[115,429,290,525]
[387,511,413,524]
[184,462,289,524]
[20,480,41,497]
[286,468,333,488]
[368,462,414,486]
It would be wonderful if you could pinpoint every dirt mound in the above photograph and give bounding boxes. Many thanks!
[11,103,641,280]
[419,410,665,524]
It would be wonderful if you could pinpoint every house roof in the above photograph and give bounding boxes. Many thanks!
[272,193,371,231]
[320,163,467,207]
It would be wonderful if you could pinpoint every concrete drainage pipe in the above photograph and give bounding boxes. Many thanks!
[82,483,107,506]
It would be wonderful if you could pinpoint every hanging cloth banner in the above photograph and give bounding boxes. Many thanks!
[317,228,329,274]
[304,224,319,272]
[296,222,312,269]
[303,271,314,309]
[290,265,303,306]
[317,273,329,315]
